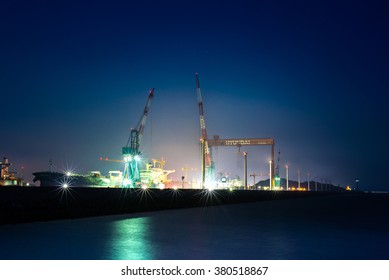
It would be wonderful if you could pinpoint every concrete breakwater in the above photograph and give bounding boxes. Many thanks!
[1,186,344,225]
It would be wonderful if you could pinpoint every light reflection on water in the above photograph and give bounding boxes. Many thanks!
[107,217,153,260]
[1,195,389,260]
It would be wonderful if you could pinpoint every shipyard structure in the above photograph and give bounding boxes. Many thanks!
[0,157,27,186]
[0,75,350,226]
[10,74,331,192]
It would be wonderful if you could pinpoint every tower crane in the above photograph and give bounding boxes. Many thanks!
[122,88,154,187]
[195,73,215,186]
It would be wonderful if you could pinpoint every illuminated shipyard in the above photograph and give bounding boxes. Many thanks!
[118,73,279,190]
[29,74,339,192]
[1,74,350,228]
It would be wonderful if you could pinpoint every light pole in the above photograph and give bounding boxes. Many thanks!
[286,164,289,191]
[269,160,272,190]
[243,152,247,190]
[297,170,300,190]
[307,172,310,191]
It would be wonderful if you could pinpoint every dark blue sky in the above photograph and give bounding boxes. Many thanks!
[1,0,388,190]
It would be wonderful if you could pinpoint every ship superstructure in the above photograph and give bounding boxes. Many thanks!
[140,158,175,188]
[1,157,27,186]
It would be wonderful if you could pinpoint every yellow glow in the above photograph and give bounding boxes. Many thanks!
[124,156,132,162]
[204,180,217,190]
[123,178,131,186]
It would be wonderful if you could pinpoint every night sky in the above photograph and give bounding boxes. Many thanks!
[1,0,388,190]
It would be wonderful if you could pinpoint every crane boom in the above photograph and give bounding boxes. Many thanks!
[195,73,215,186]
[122,88,154,187]
[195,73,211,167]
[137,88,154,143]
[125,88,154,155]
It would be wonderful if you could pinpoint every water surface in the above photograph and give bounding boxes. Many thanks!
[1,194,388,259]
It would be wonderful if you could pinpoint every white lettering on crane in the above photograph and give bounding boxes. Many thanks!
[225,139,251,146]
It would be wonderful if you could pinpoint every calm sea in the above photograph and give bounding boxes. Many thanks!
[1,194,388,260]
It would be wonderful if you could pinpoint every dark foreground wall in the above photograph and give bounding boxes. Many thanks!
[1,186,345,225]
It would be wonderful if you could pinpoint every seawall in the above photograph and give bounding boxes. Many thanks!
[1,186,346,225]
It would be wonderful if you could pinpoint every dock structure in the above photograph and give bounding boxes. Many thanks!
[0,186,343,226]
[204,137,275,189]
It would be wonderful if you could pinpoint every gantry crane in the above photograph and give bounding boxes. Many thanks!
[122,88,154,187]
[195,73,215,187]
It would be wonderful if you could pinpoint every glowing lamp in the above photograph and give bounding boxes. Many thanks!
[123,178,131,186]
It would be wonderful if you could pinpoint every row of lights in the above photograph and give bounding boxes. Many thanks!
[123,155,141,162]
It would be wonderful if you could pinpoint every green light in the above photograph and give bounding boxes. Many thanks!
[107,217,153,259]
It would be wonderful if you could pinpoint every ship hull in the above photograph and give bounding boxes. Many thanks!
[33,172,110,187]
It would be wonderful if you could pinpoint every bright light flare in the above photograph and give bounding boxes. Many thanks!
[124,156,132,162]
[123,178,132,187]
[204,180,217,190]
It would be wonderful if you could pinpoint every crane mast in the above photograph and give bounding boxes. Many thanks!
[122,88,154,187]
[195,73,214,185]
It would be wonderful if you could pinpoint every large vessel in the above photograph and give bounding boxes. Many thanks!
[139,158,175,188]
[32,170,122,187]
[33,158,176,188]
[1,157,28,186]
